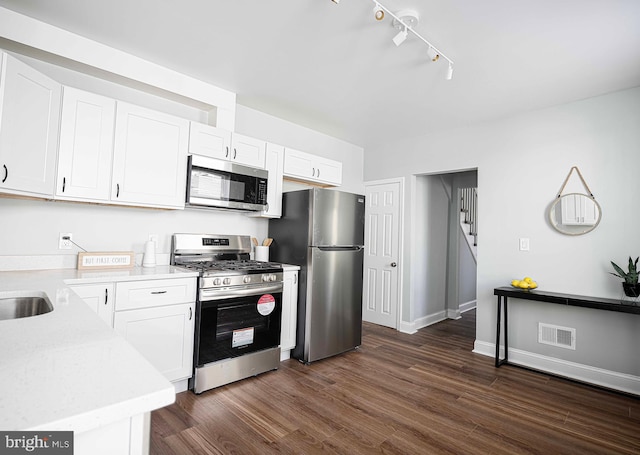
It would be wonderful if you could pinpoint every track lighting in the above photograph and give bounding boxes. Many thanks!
[331,0,339,3]
[392,27,408,46]
[427,47,440,62]
[366,0,454,80]
[373,3,384,21]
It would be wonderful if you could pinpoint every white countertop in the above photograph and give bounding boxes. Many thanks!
[0,265,197,432]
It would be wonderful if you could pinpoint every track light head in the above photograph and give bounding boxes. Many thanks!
[392,28,408,46]
[373,3,384,20]
[331,0,340,3]
[446,63,454,80]
[427,47,440,62]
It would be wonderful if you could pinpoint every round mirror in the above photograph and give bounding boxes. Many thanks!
[549,193,602,235]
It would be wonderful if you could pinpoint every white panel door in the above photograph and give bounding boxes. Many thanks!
[112,102,189,208]
[114,302,194,382]
[0,53,61,197]
[363,181,402,329]
[56,87,115,201]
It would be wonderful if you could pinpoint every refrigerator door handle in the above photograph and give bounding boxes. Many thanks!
[317,246,363,252]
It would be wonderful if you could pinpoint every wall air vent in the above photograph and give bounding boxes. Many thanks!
[538,323,576,350]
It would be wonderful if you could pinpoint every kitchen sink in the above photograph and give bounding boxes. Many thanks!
[0,295,53,320]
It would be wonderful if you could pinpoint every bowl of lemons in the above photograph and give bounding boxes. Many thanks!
[511,276,538,290]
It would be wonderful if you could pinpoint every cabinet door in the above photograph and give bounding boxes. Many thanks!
[280,270,298,351]
[0,53,61,197]
[315,156,342,186]
[70,283,115,326]
[230,132,266,168]
[283,148,315,181]
[56,87,115,201]
[188,122,231,160]
[114,303,194,382]
[112,102,189,209]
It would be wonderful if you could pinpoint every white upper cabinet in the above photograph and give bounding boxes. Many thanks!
[56,87,115,201]
[230,132,266,168]
[188,122,266,169]
[188,122,231,161]
[0,52,61,198]
[112,102,189,209]
[283,148,342,186]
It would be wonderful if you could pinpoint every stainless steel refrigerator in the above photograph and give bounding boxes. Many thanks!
[269,188,365,363]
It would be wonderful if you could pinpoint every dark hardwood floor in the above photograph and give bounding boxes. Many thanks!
[150,310,640,454]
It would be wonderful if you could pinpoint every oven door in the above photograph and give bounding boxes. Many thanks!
[195,285,282,366]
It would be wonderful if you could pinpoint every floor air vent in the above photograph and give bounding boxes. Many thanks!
[538,323,576,350]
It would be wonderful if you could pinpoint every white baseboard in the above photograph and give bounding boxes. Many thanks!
[399,311,447,334]
[459,300,476,313]
[473,341,640,396]
[173,379,189,393]
[280,349,291,361]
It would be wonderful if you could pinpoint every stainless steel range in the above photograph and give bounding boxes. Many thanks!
[171,233,283,394]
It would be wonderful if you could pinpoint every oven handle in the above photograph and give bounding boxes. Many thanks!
[200,283,283,301]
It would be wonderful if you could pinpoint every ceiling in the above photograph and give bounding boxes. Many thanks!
[1,0,639,148]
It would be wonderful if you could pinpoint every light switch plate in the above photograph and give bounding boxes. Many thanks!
[519,238,530,251]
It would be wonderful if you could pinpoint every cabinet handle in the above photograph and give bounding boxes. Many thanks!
[116,183,120,198]
[317,168,320,178]
[225,146,229,158]
[294,274,297,285]
[189,306,193,320]
[234,148,237,160]
[151,290,167,295]
[62,177,66,193]
[104,288,108,305]
[2,164,7,183]
[312,167,316,177]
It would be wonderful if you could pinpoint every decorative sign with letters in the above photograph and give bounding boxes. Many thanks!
[77,251,135,270]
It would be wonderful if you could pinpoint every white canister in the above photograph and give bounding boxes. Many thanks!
[142,240,156,267]
[254,245,269,262]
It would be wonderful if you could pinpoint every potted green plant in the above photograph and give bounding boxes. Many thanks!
[610,256,640,297]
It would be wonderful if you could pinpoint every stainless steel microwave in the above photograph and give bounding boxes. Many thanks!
[186,155,268,211]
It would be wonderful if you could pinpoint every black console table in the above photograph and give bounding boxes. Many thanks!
[494,286,640,367]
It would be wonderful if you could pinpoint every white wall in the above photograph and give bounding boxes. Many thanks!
[235,105,365,195]
[364,86,640,385]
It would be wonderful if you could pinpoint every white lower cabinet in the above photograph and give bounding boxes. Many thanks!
[114,302,194,382]
[71,276,196,384]
[280,269,299,355]
[69,283,115,326]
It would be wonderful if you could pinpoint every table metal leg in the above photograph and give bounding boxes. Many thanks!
[495,295,509,367]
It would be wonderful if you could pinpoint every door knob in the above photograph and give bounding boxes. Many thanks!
[390,262,397,267]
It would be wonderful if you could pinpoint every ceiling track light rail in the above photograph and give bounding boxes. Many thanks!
[366,0,454,80]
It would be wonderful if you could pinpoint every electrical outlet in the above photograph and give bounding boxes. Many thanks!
[148,234,159,244]
[519,238,530,251]
[59,233,73,250]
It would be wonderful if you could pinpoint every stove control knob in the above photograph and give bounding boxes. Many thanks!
[223,278,231,285]
[270,274,277,282]
[262,274,269,282]
[213,278,222,286]
[243,276,251,284]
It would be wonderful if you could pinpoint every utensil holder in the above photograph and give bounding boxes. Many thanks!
[254,246,269,262]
